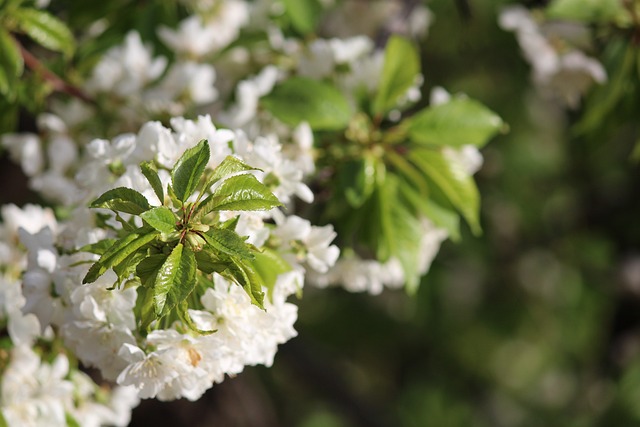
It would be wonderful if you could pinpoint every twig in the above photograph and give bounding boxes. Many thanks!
[18,41,94,105]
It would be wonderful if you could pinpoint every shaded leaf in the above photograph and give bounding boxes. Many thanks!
[83,232,159,283]
[0,29,23,99]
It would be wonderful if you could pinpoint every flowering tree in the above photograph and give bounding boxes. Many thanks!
[0,0,638,425]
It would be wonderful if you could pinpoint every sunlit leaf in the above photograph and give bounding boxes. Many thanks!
[140,161,164,204]
[14,8,75,57]
[195,174,281,218]
[201,228,255,260]
[90,187,151,215]
[141,206,176,234]
[373,35,420,115]
[171,139,210,202]
[408,98,504,148]
[153,243,197,316]
[261,77,352,130]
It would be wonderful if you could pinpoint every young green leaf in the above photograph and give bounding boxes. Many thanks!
[194,247,228,274]
[136,253,168,286]
[195,174,281,218]
[153,243,197,317]
[90,187,151,215]
[409,148,481,235]
[282,0,322,34]
[206,155,258,187]
[0,29,23,99]
[13,8,75,57]
[83,232,159,283]
[407,98,504,148]
[135,285,156,333]
[248,249,292,298]
[341,155,377,208]
[261,77,352,130]
[140,161,164,204]
[171,139,210,202]
[140,206,176,234]
[76,239,117,255]
[373,35,420,116]
[226,257,265,308]
[201,228,255,260]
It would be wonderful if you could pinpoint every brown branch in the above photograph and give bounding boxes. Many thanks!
[17,40,94,105]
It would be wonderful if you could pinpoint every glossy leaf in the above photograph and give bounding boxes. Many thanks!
[196,174,281,218]
[261,77,352,130]
[409,149,481,235]
[13,8,75,57]
[140,161,164,204]
[171,139,210,202]
[141,206,176,234]
[373,35,420,115]
[408,98,504,148]
[90,187,151,215]
[206,155,258,187]
[83,232,159,283]
[227,257,265,308]
[201,228,255,260]
[0,30,23,99]
[153,243,197,316]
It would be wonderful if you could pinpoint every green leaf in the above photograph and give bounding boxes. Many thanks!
[409,148,481,235]
[171,139,210,202]
[282,0,322,34]
[141,207,176,234]
[13,8,75,57]
[373,35,420,116]
[226,257,265,308]
[112,248,148,283]
[83,232,159,283]
[0,29,23,99]
[201,228,255,260]
[206,155,258,187]
[195,174,281,218]
[261,77,352,130]
[90,187,151,215]
[407,98,504,148]
[248,248,292,298]
[140,161,164,204]
[135,285,156,333]
[341,155,377,208]
[398,180,460,241]
[153,243,197,316]
[546,0,627,23]
[375,176,424,293]
[194,247,228,274]
[76,238,117,255]
[136,253,167,286]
